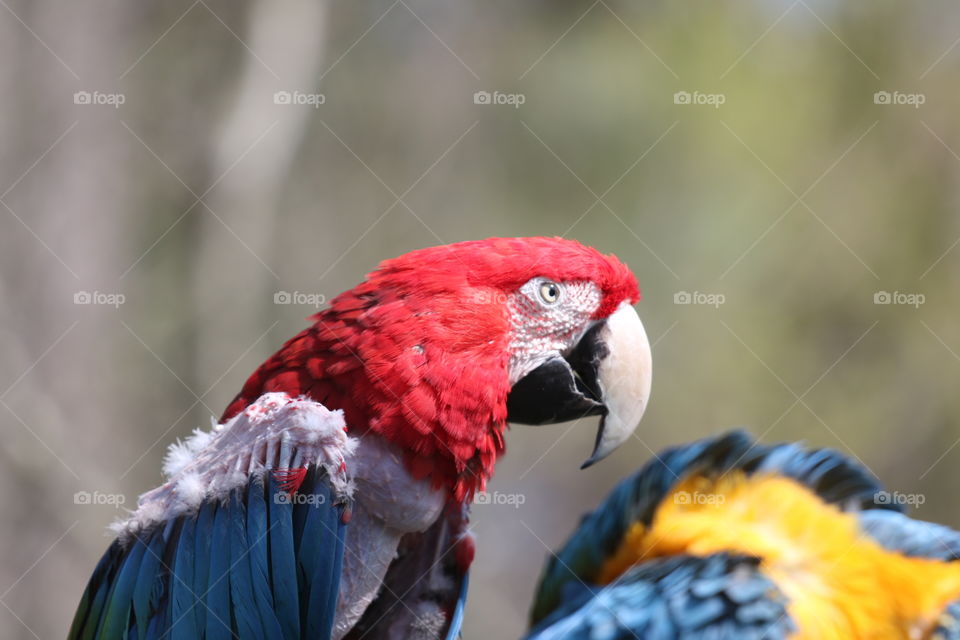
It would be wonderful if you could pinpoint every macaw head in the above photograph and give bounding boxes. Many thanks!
[224,237,652,500]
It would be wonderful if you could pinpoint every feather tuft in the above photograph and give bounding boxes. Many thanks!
[174,472,206,509]
[112,392,356,540]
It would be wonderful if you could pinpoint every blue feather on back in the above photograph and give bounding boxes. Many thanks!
[67,465,348,640]
[168,515,198,640]
[267,473,300,640]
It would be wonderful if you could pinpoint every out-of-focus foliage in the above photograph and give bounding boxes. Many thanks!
[1,1,959,637]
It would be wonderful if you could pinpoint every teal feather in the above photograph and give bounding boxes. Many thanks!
[267,473,300,639]
[246,479,285,638]
[168,516,198,640]
[69,465,350,640]
[227,489,265,639]
[300,473,342,639]
[190,499,215,634]
[95,538,146,640]
[67,541,116,640]
[204,500,232,640]
[131,530,164,640]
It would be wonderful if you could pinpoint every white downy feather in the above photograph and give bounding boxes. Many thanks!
[111,392,358,539]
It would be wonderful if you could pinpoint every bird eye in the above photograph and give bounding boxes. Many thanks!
[538,281,561,305]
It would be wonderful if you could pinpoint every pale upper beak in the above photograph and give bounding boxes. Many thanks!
[505,301,652,468]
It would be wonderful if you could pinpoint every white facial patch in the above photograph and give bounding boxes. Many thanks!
[506,279,602,385]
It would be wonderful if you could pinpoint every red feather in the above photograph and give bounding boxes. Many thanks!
[271,467,308,495]
[222,237,639,500]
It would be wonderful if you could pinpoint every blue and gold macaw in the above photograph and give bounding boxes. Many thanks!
[526,431,960,640]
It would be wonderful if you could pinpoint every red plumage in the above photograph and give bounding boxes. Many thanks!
[222,237,639,501]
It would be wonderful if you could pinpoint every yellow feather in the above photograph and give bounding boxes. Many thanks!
[596,473,960,639]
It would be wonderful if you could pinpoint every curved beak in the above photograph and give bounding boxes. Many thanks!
[506,301,652,468]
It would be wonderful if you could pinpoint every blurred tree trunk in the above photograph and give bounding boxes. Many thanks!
[192,1,329,397]
[0,2,327,638]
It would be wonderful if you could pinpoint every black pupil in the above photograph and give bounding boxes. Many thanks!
[545,284,557,300]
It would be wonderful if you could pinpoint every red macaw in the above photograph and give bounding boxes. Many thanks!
[68,237,653,640]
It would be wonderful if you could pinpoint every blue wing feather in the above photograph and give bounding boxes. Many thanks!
[324,511,346,634]
[95,536,147,639]
[204,501,233,640]
[68,465,347,640]
[168,516,198,640]
[300,470,346,640]
[228,489,266,640]
[190,499,215,635]
[525,554,794,640]
[267,474,301,640]
[246,479,286,639]
[67,540,120,640]
[445,569,469,640]
[131,529,164,640]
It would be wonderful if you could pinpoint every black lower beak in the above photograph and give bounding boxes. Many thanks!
[506,322,609,425]
[505,301,653,469]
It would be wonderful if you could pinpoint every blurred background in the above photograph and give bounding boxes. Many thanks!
[2,0,960,637]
